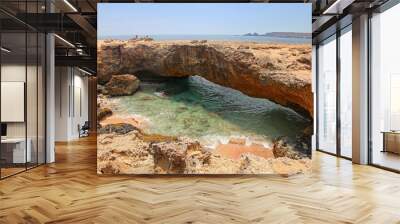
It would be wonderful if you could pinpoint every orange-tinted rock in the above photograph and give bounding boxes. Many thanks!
[215,142,274,160]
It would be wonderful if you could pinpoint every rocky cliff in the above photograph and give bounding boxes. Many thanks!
[98,40,312,117]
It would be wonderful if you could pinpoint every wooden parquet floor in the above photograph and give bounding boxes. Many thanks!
[1,136,400,224]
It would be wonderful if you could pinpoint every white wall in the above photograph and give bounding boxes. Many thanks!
[1,63,46,164]
[1,64,41,138]
[55,66,69,141]
[1,64,26,138]
[54,67,89,141]
[72,73,89,138]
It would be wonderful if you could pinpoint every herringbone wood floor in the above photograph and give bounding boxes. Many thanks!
[1,136,400,224]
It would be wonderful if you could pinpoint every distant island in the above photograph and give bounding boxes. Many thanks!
[243,32,311,39]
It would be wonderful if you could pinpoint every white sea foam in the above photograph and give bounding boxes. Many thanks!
[199,134,273,150]
[154,91,168,98]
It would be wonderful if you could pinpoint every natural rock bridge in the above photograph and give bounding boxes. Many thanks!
[97,40,313,118]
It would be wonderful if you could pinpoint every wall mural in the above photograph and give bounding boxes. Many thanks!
[97,3,313,175]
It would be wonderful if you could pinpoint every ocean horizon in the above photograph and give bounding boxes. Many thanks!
[98,34,311,44]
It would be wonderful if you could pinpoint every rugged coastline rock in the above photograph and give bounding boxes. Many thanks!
[97,124,312,175]
[98,40,313,117]
[105,74,140,96]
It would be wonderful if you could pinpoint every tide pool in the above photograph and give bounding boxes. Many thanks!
[116,76,311,148]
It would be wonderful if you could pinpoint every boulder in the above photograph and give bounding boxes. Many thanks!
[150,138,211,173]
[97,107,112,121]
[272,135,309,160]
[105,74,140,96]
[97,132,155,174]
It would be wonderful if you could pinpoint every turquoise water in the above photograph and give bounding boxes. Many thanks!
[116,76,310,147]
[99,34,310,44]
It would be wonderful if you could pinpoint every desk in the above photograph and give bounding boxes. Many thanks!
[382,131,400,154]
[1,138,31,163]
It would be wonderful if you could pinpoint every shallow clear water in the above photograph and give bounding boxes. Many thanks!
[117,76,310,147]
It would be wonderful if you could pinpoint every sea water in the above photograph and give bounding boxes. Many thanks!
[99,34,310,44]
[116,76,310,148]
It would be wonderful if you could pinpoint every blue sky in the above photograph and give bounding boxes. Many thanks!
[98,3,311,37]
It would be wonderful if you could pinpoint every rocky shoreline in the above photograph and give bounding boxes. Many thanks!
[97,123,311,175]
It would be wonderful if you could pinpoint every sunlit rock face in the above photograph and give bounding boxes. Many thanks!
[98,40,312,118]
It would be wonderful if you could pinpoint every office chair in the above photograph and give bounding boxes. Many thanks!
[79,121,90,138]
